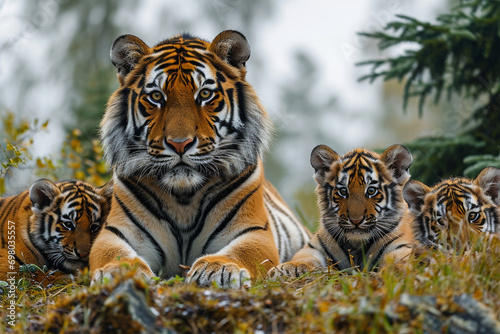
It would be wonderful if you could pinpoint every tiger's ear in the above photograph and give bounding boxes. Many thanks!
[209,30,250,69]
[110,34,151,85]
[403,180,430,215]
[96,179,114,219]
[310,145,340,184]
[96,179,114,200]
[474,167,500,205]
[30,179,61,212]
[380,144,413,185]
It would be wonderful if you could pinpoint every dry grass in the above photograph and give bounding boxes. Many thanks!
[1,235,499,333]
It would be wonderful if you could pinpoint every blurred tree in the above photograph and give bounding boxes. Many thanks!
[23,1,122,141]
[358,0,500,184]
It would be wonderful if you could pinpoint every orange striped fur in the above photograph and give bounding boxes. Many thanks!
[0,179,112,280]
[90,31,310,288]
[404,167,500,249]
[269,145,418,278]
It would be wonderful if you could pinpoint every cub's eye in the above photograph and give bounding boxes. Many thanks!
[90,223,101,234]
[366,187,379,197]
[61,220,75,231]
[468,212,480,223]
[198,88,213,100]
[337,188,348,198]
[149,91,163,102]
[436,216,445,226]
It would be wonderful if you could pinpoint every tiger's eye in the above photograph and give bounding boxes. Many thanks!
[468,212,479,223]
[366,187,378,197]
[61,220,75,231]
[338,188,348,198]
[150,91,163,101]
[199,89,212,100]
[90,223,101,234]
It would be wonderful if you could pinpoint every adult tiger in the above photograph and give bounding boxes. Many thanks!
[0,179,112,280]
[90,30,311,288]
[404,167,500,249]
[268,145,418,278]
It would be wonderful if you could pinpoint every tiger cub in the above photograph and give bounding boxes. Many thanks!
[403,167,500,249]
[268,144,418,278]
[0,179,112,280]
[90,30,311,288]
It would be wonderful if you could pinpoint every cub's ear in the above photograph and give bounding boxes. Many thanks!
[110,34,151,85]
[30,179,61,212]
[380,144,413,185]
[310,145,340,184]
[403,180,430,215]
[474,167,500,205]
[209,30,250,69]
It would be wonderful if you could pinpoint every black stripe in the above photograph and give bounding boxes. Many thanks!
[137,75,145,87]
[105,225,135,251]
[202,185,261,254]
[226,88,235,125]
[186,164,258,253]
[233,221,268,240]
[213,99,225,113]
[235,82,247,124]
[26,217,49,266]
[216,72,226,83]
[0,195,23,248]
[119,176,184,257]
[115,194,166,267]
[369,234,402,270]
[307,242,318,251]
[264,192,305,248]
[14,254,25,266]
[266,203,282,257]
[118,88,130,129]
[318,236,341,267]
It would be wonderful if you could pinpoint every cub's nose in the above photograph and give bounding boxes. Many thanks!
[166,138,195,155]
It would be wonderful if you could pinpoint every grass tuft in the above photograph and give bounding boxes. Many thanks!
[1,235,499,333]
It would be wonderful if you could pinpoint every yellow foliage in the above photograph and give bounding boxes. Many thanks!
[0,109,111,195]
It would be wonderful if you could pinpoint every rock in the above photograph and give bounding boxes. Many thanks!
[386,293,500,334]
[103,279,177,334]
[449,294,500,334]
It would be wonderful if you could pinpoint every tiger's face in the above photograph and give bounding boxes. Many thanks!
[311,145,412,243]
[404,167,500,248]
[101,31,271,193]
[30,179,113,272]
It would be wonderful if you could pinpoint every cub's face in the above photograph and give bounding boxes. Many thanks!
[404,167,500,248]
[311,145,412,243]
[101,31,271,193]
[30,180,113,271]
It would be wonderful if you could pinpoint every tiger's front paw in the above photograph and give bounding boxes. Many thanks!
[91,263,120,284]
[91,259,154,285]
[186,257,251,289]
[267,261,314,280]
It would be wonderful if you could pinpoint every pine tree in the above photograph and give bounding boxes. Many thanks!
[358,0,500,184]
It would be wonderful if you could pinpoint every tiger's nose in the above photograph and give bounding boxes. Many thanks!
[166,138,195,155]
[350,217,364,225]
[74,248,89,259]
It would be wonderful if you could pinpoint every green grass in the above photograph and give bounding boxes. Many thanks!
[1,235,499,333]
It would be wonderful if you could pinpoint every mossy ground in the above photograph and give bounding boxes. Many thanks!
[1,235,499,333]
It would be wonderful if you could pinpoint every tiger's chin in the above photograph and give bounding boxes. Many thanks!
[160,167,206,194]
[344,229,372,242]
